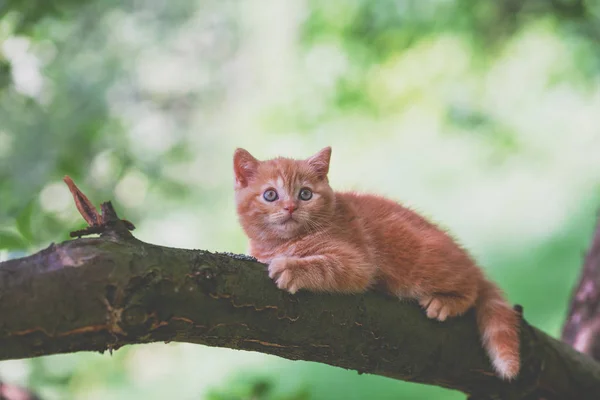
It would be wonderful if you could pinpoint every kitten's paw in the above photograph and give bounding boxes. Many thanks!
[268,257,300,294]
[419,296,452,322]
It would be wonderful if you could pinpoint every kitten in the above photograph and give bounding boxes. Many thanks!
[233,147,520,380]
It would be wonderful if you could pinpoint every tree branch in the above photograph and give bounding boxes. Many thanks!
[0,237,599,399]
[1,178,600,400]
[562,213,600,360]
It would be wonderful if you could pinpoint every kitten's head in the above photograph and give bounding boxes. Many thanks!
[233,147,335,241]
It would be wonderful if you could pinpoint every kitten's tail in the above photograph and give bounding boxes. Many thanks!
[476,279,520,380]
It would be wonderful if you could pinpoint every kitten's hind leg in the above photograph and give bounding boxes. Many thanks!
[418,293,475,322]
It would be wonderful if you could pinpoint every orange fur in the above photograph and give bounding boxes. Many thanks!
[233,147,520,379]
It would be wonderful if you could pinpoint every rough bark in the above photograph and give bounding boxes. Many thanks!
[1,236,600,400]
[562,214,600,360]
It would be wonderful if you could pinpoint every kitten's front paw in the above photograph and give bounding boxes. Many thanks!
[419,295,459,322]
[268,257,301,294]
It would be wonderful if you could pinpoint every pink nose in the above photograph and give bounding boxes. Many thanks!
[283,203,297,214]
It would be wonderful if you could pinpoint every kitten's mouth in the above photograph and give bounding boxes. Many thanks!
[280,215,298,225]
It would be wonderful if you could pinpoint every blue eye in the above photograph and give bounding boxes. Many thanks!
[263,189,278,202]
[299,188,313,201]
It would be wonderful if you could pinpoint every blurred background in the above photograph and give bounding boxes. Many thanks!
[1,0,600,398]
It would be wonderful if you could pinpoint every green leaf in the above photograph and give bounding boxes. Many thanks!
[16,199,35,243]
[0,230,28,250]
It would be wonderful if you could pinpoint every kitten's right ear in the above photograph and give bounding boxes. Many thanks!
[233,148,259,188]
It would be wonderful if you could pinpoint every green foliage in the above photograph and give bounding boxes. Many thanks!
[0,228,27,249]
[1,0,600,399]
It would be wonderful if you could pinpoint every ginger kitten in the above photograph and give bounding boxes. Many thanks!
[233,146,520,380]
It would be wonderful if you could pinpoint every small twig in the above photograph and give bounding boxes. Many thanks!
[514,304,524,318]
[63,176,135,239]
[100,202,135,230]
[63,176,101,226]
[69,226,106,238]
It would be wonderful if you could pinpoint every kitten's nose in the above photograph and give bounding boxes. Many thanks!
[283,203,297,214]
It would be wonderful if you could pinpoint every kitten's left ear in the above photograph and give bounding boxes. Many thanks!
[307,146,332,178]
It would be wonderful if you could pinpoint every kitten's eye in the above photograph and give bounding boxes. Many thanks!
[299,188,313,201]
[263,189,278,202]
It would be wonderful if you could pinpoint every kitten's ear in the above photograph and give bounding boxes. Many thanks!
[233,148,259,188]
[307,146,332,179]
